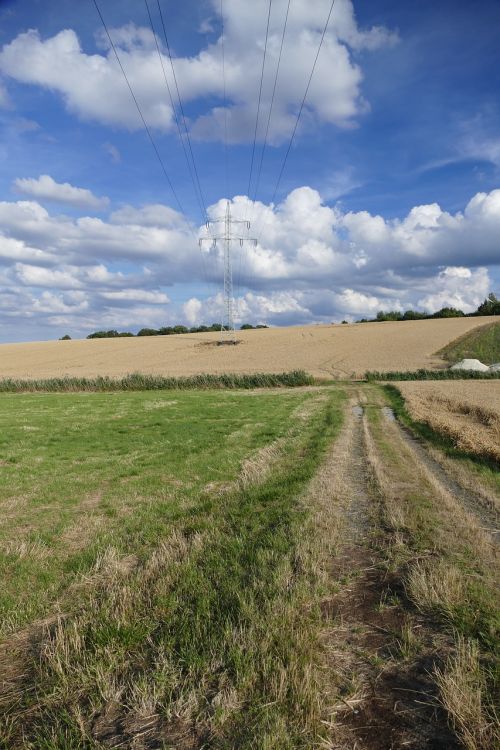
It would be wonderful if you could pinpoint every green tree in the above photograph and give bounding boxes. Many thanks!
[432,307,464,318]
[476,293,500,316]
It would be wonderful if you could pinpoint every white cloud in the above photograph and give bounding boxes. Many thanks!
[0,184,498,335]
[15,263,83,289]
[0,1,397,142]
[417,266,490,314]
[14,174,109,209]
[0,233,55,263]
[183,297,203,325]
[110,204,186,228]
[100,289,169,303]
[33,290,89,314]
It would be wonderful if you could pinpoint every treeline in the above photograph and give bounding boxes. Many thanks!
[85,323,268,339]
[357,293,500,323]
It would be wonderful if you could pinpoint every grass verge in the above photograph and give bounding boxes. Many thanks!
[0,370,313,392]
[364,391,499,749]
[437,321,500,365]
[365,369,500,381]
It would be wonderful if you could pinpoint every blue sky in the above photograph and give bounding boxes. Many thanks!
[0,0,499,341]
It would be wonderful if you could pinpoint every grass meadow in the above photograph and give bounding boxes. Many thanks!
[0,387,345,748]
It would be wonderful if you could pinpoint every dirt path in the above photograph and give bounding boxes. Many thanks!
[323,395,458,749]
[381,407,499,545]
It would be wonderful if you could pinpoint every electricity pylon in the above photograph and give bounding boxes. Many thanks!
[199,201,257,343]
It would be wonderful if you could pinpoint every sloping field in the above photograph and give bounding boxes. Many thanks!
[438,319,500,364]
[395,380,500,462]
[0,316,497,380]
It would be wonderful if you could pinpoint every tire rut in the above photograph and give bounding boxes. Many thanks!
[381,407,499,545]
[326,399,458,749]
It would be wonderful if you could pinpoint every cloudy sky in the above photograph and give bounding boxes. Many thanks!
[0,0,499,341]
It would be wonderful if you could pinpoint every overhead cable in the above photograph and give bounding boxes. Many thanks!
[92,0,186,218]
[252,0,291,207]
[92,0,210,284]
[268,0,337,208]
[155,0,208,220]
[246,0,273,201]
[144,0,207,223]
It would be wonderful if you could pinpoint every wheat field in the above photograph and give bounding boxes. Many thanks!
[396,380,500,462]
[0,317,496,380]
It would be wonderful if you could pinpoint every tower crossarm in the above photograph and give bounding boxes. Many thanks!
[198,201,258,341]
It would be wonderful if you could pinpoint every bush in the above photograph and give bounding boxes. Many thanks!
[59,334,71,340]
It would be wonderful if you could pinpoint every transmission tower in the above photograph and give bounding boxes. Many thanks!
[200,201,257,343]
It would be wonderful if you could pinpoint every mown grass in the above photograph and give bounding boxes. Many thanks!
[0,387,345,748]
[0,389,318,633]
[437,321,500,365]
[0,370,313,392]
[365,368,500,381]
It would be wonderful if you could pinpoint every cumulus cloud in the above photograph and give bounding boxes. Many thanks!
[0,184,498,336]
[0,1,397,141]
[417,266,490,314]
[183,297,203,325]
[13,174,109,209]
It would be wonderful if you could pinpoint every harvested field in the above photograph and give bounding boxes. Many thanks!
[395,381,500,462]
[0,316,497,380]
[0,384,498,749]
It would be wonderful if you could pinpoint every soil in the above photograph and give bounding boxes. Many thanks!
[323,401,459,749]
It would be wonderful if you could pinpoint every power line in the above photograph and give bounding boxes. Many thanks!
[144,0,206,223]
[244,0,336,304]
[252,0,291,208]
[268,0,337,209]
[240,0,291,302]
[220,0,229,198]
[91,0,186,218]
[92,0,210,286]
[236,0,273,311]
[156,0,208,221]
[246,0,273,201]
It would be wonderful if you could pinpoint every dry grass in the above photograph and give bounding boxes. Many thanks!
[435,637,499,750]
[1,317,496,380]
[395,381,500,462]
[363,395,499,750]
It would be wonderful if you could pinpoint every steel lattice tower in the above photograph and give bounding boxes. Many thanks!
[200,201,257,343]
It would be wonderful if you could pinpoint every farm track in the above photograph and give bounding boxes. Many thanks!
[324,394,458,749]
[385,409,500,545]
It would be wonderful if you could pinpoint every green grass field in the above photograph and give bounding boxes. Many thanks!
[0,387,345,748]
[437,320,500,364]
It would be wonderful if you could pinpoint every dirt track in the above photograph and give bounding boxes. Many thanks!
[318,386,498,748]
[0,316,497,380]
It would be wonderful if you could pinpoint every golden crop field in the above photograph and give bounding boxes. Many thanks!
[0,316,496,380]
[396,380,500,462]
